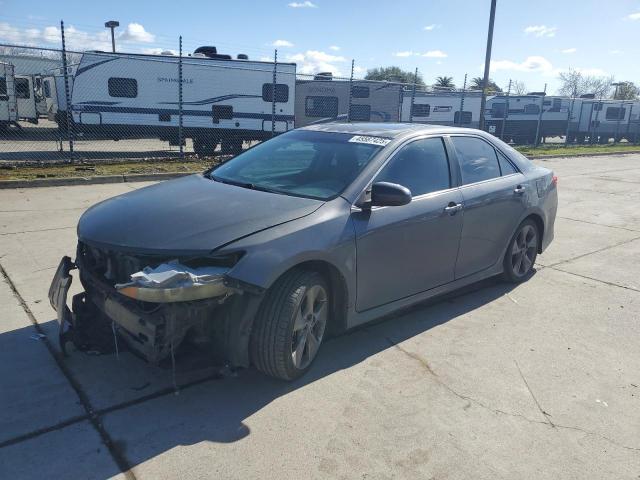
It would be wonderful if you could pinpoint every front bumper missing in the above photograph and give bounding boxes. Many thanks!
[48,255,241,364]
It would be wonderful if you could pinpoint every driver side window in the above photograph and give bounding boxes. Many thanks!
[375,137,451,197]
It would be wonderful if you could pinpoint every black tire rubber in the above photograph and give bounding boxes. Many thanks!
[250,269,329,381]
[503,219,539,283]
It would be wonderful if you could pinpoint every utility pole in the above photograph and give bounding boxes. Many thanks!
[478,0,497,131]
[104,20,120,53]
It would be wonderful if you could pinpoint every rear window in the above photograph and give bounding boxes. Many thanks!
[351,85,370,98]
[262,83,289,103]
[349,104,371,121]
[605,107,625,120]
[411,103,431,117]
[108,77,137,98]
[305,96,338,118]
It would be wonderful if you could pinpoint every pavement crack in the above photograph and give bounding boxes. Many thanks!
[549,266,640,293]
[0,261,137,479]
[545,235,640,269]
[0,225,76,236]
[385,337,548,426]
[514,360,555,427]
[557,216,640,233]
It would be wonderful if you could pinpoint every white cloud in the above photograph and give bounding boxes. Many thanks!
[119,23,155,43]
[393,50,415,57]
[490,55,555,74]
[625,11,640,20]
[286,50,346,76]
[609,49,623,55]
[271,39,294,48]
[259,55,273,62]
[288,1,317,7]
[329,45,340,51]
[561,47,577,54]
[422,50,447,58]
[393,50,447,58]
[524,25,557,38]
[423,24,440,31]
[0,21,157,51]
[141,48,177,55]
[573,67,608,76]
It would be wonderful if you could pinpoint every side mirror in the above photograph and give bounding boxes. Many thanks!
[370,182,412,207]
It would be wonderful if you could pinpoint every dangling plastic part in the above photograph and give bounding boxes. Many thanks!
[111,320,119,360]
[170,338,179,395]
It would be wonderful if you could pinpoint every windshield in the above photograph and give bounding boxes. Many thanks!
[209,130,386,200]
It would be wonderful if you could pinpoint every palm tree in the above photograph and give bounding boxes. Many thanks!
[470,76,502,93]
[434,76,455,89]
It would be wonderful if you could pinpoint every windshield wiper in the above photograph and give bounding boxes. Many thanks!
[210,175,279,194]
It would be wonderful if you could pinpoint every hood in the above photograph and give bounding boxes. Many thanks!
[78,174,323,254]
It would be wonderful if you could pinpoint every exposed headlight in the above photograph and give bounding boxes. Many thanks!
[115,259,232,303]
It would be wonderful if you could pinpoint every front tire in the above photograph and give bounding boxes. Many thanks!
[250,269,329,381]
[503,219,539,283]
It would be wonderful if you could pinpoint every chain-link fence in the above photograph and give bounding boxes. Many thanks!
[1,28,639,166]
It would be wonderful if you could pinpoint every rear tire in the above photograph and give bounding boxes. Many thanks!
[503,219,539,283]
[193,137,218,156]
[250,269,329,381]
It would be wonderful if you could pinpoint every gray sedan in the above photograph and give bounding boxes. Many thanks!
[49,123,557,380]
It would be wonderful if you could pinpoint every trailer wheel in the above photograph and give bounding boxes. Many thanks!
[221,139,243,156]
[193,137,218,156]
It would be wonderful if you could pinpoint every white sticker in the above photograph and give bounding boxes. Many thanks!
[348,135,391,146]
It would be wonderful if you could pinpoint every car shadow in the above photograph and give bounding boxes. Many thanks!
[5,272,532,478]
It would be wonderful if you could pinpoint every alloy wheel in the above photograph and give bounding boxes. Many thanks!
[291,284,328,370]
[511,224,537,277]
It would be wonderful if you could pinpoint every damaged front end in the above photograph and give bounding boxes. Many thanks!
[48,242,263,367]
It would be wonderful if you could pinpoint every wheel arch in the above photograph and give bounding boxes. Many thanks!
[523,212,545,253]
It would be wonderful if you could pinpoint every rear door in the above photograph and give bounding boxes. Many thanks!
[352,136,463,311]
[449,135,527,279]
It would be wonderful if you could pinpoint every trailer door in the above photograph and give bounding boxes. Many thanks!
[578,102,593,132]
[15,76,37,121]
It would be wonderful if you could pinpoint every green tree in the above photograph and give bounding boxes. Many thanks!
[434,76,455,89]
[470,76,502,93]
[365,66,425,86]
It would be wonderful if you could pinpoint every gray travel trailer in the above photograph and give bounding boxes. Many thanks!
[294,77,402,127]
[68,48,296,155]
[400,90,483,128]
[567,98,640,143]
[484,95,572,144]
[0,62,18,130]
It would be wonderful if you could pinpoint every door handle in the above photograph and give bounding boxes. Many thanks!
[514,185,526,195]
[444,202,463,215]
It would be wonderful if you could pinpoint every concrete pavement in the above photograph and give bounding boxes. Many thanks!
[1,154,639,479]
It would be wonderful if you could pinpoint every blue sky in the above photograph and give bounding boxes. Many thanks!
[1,0,639,93]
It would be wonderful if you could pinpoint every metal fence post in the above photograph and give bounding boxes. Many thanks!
[409,67,418,123]
[347,59,354,123]
[626,103,634,143]
[178,36,184,159]
[614,101,622,143]
[564,97,575,146]
[500,79,511,140]
[591,98,601,143]
[458,74,467,127]
[271,49,277,137]
[534,83,547,147]
[60,21,74,162]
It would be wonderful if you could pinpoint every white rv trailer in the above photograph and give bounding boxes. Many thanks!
[484,95,572,143]
[294,79,402,127]
[69,49,296,155]
[568,98,640,143]
[0,62,18,130]
[400,90,483,128]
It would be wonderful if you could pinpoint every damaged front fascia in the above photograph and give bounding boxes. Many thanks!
[72,250,265,367]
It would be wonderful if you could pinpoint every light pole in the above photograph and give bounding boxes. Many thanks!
[611,81,623,100]
[104,20,120,53]
[478,0,497,131]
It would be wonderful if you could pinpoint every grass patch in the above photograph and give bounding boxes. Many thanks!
[0,159,213,181]
[516,143,640,157]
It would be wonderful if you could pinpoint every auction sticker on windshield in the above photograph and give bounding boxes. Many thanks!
[348,135,391,146]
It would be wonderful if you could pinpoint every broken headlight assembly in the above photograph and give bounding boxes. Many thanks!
[114,253,243,303]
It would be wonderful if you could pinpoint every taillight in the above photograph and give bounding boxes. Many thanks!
[551,175,558,186]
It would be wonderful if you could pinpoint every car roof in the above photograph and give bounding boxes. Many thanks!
[300,122,480,139]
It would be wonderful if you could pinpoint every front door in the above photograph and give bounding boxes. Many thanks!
[352,137,463,311]
[449,135,528,278]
